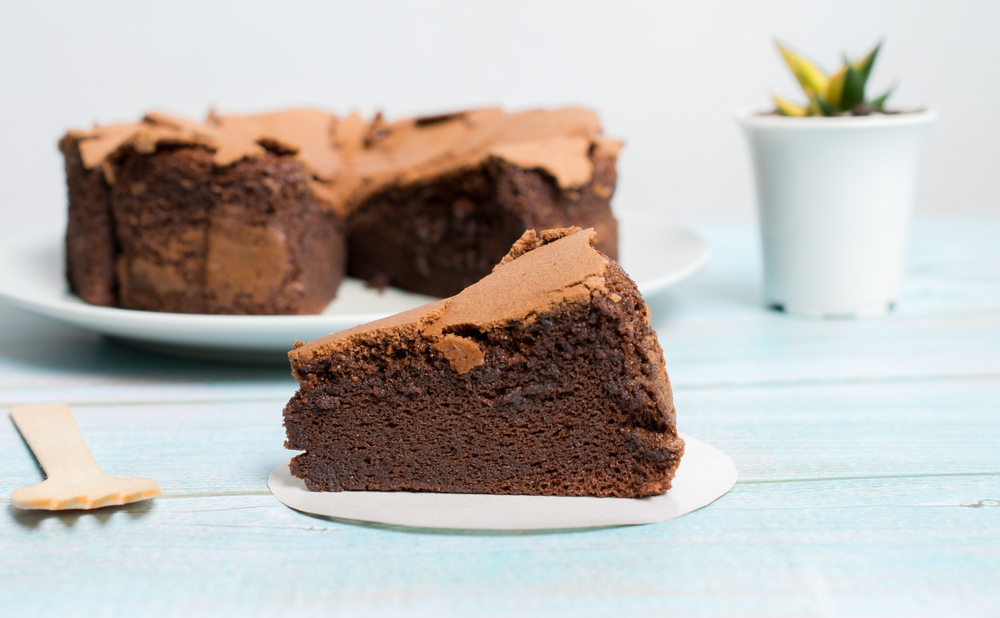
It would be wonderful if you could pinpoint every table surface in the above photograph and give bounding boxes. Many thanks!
[2,216,998,617]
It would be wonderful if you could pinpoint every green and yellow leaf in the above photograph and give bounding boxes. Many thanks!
[776,42,829,98]
[808,96,823,116]
[826,65,848,109]
[810,93,837,116]
[871,84,895,110]
[841,64,866,111]
[854,41,881,87]
[772,95,808,117]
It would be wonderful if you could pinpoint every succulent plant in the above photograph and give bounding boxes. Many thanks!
[772,41,894,116]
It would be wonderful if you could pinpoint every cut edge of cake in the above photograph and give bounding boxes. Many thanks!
[285,227,684,499]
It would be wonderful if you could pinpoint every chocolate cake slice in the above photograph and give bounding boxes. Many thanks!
[284,227,683,498]
[337,108,621,298]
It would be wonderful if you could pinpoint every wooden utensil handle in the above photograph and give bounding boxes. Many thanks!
[11,404,103,481]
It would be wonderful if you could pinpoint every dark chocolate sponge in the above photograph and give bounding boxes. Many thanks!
[109,145,344,315]
[347,152,618,298]
[59,111,346,315]
[284,228,683,498]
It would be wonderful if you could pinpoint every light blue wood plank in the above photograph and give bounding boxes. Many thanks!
[1,485,997,617]
[654,310,1000,388]
[0,380,296,408]
[3,378,997,498]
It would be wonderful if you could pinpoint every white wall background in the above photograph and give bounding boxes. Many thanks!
[1,0,997,235]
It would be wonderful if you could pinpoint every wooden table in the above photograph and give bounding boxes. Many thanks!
[2,216,998,616]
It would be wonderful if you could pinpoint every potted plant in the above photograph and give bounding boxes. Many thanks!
[738,41,935,317]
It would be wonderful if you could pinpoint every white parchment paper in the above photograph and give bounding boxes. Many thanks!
[268,433,736,530]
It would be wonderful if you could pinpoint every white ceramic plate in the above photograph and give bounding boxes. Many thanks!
[0,222,709,363]
[268,433,737,531]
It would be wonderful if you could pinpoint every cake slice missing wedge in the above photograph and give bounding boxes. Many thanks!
[283,227,684,498]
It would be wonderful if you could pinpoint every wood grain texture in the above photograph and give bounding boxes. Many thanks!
[1,216,998,616]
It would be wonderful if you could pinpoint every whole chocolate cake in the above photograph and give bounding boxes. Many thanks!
[61,106,621,313]
[283,228,683,498]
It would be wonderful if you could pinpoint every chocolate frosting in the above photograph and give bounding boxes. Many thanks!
[65,107,621,209]
[290,227,612,374]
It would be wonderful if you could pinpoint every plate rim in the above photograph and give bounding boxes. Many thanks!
[0,224,710,350]
[630,225,712,294]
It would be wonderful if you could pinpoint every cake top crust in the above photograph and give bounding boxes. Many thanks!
[328,108,620,208]
[289,227,611,367]
[64,107,621,203]
[67,109,342,180]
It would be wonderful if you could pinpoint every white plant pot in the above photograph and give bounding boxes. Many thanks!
[738,108,935,318]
